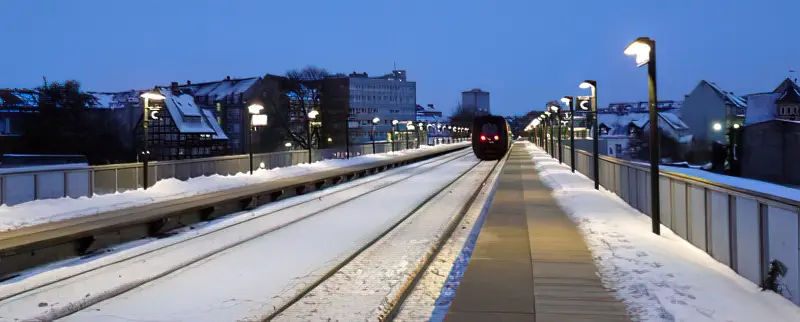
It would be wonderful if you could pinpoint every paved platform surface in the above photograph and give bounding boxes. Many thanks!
[445,144,630,322]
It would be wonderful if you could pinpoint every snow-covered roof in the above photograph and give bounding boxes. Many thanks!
[745,92,779,125]
[659,112,689,130]
[160,89,215,134]
[706,81,747,108]
[201,109,229,140]
[181,77,259,103]
[598,112,689,136]
[0,89,39,107]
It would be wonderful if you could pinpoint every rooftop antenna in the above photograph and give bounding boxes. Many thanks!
[42,76,48,87]
[393,62,397,71]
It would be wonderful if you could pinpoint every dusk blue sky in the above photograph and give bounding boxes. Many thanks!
[2,0,798,116]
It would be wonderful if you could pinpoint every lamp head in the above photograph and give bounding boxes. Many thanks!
[307,109,319,119]
[579,80,596,89]
[392,119,399,125]
[560,96,572,105]
[624,37,654,67]
[140,89,165,101]
[372,117,380,124]
[248,104,264,115]
[712,122,723,132]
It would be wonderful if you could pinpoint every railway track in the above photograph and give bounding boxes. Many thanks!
[0,149,475,321]
[267,152,508,321]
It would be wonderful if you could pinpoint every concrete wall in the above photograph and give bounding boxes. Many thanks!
[741,120,800,186]
[681,81,728,142]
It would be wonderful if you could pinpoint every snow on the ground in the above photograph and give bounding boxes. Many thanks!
[394,158,501,322]
[51,152,474,322]
[526,142,800,322]
[0,151,468,321]
[273,157,489,322]
[0,142,469,232]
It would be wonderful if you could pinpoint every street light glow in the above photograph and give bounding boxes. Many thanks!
[624,37,653,67]
[733,123,740,129]
[327,137,333,142]
[392,119,399,125]
[140,91,166,101]
[247,104,264,115]
[579,81,595,89]
[560,97,571,105]
[251,114,267,126]
[285,142,292,147]
[712,123,723,131]
[307,109,319,119]
[373,117,380,124]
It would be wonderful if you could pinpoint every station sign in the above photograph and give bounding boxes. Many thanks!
[577,96,593,112]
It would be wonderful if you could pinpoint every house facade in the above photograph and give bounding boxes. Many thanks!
[740,119,800,186]
[680,80,746,142]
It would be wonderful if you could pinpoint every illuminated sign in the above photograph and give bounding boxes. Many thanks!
[149,105,163,120]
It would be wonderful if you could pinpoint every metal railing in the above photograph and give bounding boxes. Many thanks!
[547,143,800,305]
[0,140,468,207]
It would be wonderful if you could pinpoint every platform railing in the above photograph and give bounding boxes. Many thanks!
[0,139,468,207]
[541,142,799,305]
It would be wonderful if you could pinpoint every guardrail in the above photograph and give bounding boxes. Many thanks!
[546,143,800,305]
[0,140,467,207]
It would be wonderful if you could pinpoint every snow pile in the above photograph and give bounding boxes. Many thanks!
[0,142,470,232]
[525,142,800,321]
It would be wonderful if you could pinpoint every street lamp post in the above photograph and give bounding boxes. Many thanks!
[549,104,562,163]
[140,89,165,190]
[247,104,264,175]
[417,122,424,148]
[562,96,576,172]
[625,36,660,235]
[307,109,319,164]
[392,120,399,153]
[580,80,599,190]
[372,117,380,154]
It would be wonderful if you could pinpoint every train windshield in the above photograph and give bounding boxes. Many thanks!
[481,123,499,135]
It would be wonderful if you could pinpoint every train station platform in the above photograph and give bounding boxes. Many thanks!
[445,144,631,322]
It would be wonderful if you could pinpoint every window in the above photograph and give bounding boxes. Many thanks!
[481,123,499,135]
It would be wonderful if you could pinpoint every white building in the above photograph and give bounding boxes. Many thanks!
[347,70,416,143]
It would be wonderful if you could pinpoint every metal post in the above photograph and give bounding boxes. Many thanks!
[307,118,312,164]
[550,116,555,157]
[405,129,409,149]
[570,97,576,173]
[593,85,599,190]
[648,40,661,235]
[249,124,254,174]
[345,119,350,159]
[371,125,376,154]
[142,97,149,190]
[558,112,563,164]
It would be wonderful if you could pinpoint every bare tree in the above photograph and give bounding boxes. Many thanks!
[259,66,331,150]
[449,102,475,127]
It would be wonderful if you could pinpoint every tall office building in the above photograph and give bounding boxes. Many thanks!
[462,88,490,116]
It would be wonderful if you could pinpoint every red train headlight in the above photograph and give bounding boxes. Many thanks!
[480,135,486,141]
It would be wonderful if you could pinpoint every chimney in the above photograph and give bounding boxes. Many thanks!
[427,104,434,109]
[186,80,191,85]
[171,82,179,91]
[226,76,231,81]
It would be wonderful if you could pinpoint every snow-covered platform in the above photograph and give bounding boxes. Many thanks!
[444,143,630,321]
[481,142,799,321]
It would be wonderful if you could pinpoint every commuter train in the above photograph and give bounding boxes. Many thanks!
[471,115,513,160]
